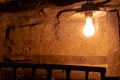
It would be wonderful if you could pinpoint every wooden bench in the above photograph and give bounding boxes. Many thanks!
[0,62,106,80]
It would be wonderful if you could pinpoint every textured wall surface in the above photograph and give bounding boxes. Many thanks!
[0,10,111,56]
[0,5,120,79]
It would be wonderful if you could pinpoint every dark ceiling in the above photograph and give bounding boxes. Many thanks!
[0,0,90,12]
[0,0,119,12]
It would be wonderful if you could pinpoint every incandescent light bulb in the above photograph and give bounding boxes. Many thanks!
[83,17,95,37]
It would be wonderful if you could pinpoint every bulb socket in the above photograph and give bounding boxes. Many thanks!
[85,12,93,18]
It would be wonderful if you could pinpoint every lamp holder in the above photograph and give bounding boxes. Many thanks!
[85,11,93,18]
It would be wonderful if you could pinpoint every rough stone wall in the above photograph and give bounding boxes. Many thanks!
[0,5,120,79]
[107,11,120,77]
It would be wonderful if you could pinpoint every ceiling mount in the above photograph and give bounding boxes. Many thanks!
[80,1,100,12]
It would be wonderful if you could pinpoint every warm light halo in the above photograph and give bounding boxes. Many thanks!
[71,10,106,18]
[92,11,106,18]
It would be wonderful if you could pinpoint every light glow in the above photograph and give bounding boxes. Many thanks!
[83,18,95,37]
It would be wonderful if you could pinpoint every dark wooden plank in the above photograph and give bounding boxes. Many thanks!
[0,62,106,73]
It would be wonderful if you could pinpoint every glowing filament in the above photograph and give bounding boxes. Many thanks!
[83,18,95,37]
